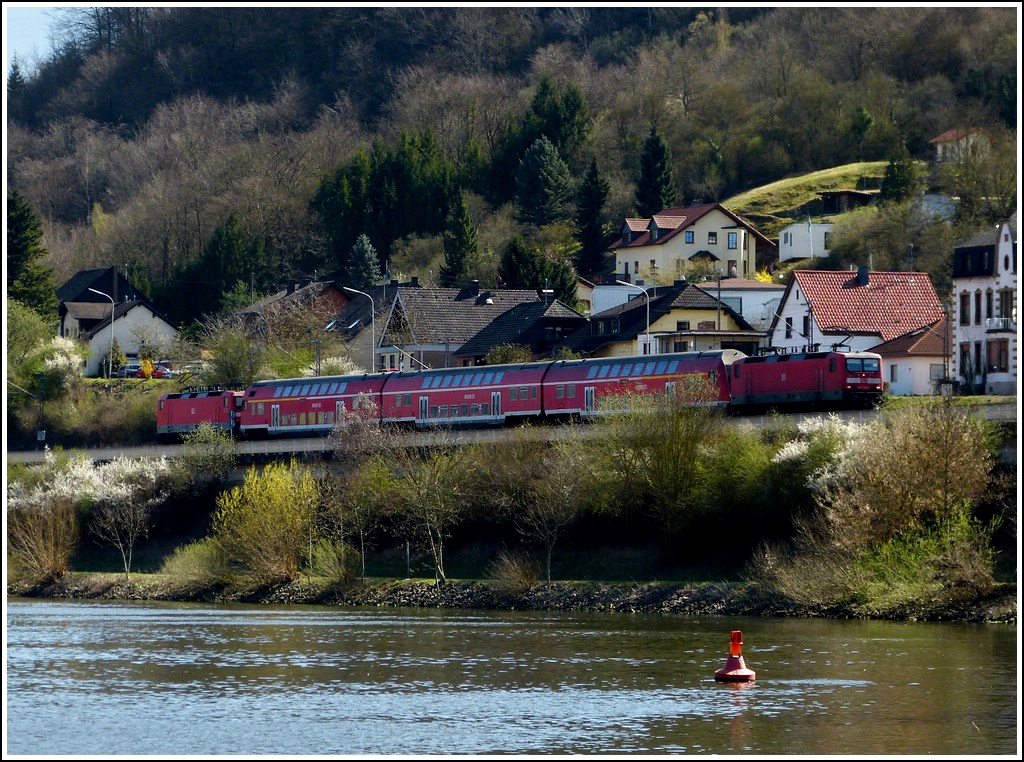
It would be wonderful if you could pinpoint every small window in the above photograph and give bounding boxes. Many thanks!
[439,405,448,417]
[556,385,565,399]
[567,385,576,398]
[460,404,469,416]
[727,232,738,249]
[677,321,690,331]
[510,387,519,401]
[685,231,694,244]
[403,393,411,406]
[257,403,264,415]
[430,406,439,417]
[708,232,717,245]
[890,364,898,383]
[519,386,529,399]
[471,404,481,416]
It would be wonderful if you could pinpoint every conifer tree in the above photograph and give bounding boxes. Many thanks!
[498,235,546,290]
[7,190,58,317]
[515,136,572,227]
[635,126,677,218]
[574,158,610,278]
[439,196,478,288]
[345,234,382,290]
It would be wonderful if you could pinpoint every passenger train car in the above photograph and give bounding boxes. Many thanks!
[156,349,884,441]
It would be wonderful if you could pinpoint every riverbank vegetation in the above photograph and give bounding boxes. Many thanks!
[7,396,1016,622]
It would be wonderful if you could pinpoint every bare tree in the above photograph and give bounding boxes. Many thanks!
[90,497,153,582]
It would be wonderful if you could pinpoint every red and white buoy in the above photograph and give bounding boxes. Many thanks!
[714,630,756,682]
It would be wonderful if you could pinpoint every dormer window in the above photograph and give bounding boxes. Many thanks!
[649,224,660,241]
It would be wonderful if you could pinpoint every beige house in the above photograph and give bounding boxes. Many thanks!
[609,203,773,285]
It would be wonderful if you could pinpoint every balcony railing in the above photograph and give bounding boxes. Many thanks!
[985,317,1016,331]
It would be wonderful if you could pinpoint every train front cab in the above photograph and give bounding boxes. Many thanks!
[729,351,884,411]
[156,388,243,442]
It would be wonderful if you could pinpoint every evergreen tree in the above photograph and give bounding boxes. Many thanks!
[545,257,579,311]
[574,158,610,278]
[439,196,478,288]
[879,154,920,204]
[515,136,573,227]
[635,126,677,218]
[345,234,382,290]
[7,190,58,317]
[7,57,26,121]
[498,235,546,290]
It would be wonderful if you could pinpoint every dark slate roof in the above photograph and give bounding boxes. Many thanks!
[57,267,139,304]
[383,286,544,346]
[454,300,587,357]
[955,210,1017,249]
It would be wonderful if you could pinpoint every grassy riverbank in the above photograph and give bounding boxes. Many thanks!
[7,572,1017,624]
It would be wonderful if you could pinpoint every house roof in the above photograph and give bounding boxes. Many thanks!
[782,270,944,343]
[870,317,949,357]
[57,266,139,304]
[378,285,546,347]
[454,299,587,358]
[80,300,175,340]
[610,202,775,250]
[929,127,986,144]
[237,280,341,315]
[956,210,1017,249]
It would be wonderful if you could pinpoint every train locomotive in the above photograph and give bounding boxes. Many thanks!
[157,349,884,441]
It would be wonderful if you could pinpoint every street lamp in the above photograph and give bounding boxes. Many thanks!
[88,287,115,377]
[343,286,375,373]
[615,280,650,355]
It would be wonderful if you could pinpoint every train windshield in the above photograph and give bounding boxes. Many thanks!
[847,357,881,373]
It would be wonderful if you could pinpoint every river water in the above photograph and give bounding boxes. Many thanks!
[4,599,1019,756]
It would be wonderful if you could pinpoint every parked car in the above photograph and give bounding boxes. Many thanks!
[116,362,142,378]
[136,363,179,379]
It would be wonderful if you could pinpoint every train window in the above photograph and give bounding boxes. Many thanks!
[656,361,667,374]
[847,359,862,371]
[863,358,880,372]
[493,372,504,383]
[440,405,448,417]
[519,386,529,398]
[481,403,489,415]
[609,365,621,377]
[668,360,679,372]
[472,373,484,385]
[326,383,337,394]
[709,371,718,384]
[587,366,599,379]
[556,384,565,399]
[326,412,334,424]
[567,385,576,398]
[257,403,265,415]
[483,372,494,385]
[403,393,411,406]
[830,358,837,372]
[420,376,431,389]
[510,387,518,401]
[337,383,347,394]
[460,404,469,416]
[598,365,611,378]
[273,386,283,397]
[530,386,537,399]
[644,362,656,375]
[441,375,453,387]
[430,406,439,417]
[159,400,165,410]
[300,384,311,396]
[471,404,481,416]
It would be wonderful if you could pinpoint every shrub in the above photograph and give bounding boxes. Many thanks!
[7,496,80,583]
[159,537,233,583]
[487,548,541,595]
[305,538,360,586]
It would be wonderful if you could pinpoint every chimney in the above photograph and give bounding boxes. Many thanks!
[411,276,419,287]
[390,279,399,286]
[857,266,869,286]
[468,279,480,296]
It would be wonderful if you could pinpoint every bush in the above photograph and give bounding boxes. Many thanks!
[486,548,541,595]
[159,537,233,583]
[305,538,360,586]
[7,497,80,584]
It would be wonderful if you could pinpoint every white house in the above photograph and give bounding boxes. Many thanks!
[928,127,990,164]
[768,268,945,357]
[870,318,950,396]
[951,212,1017,395]
[57,267,178,377]
[777,220,833,262]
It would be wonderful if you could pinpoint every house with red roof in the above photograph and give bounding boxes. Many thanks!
[608,202,774,285]
[928,127,990,164]
[871,317,951,396]
[767,269,946,393]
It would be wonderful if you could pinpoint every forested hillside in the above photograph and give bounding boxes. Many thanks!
[6,6,1018,328]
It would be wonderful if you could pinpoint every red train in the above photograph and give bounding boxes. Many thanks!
[157,350,884,441]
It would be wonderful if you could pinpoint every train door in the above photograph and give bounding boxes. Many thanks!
[491,391,501,421]
[336,400,345,423]
[585,386,596,414]
[419,396,428,424]
[271,404,280,430]
[816,366,825,395]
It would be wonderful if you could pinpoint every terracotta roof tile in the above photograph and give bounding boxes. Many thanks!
[794,270,944,343]
[870,317,949,356]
